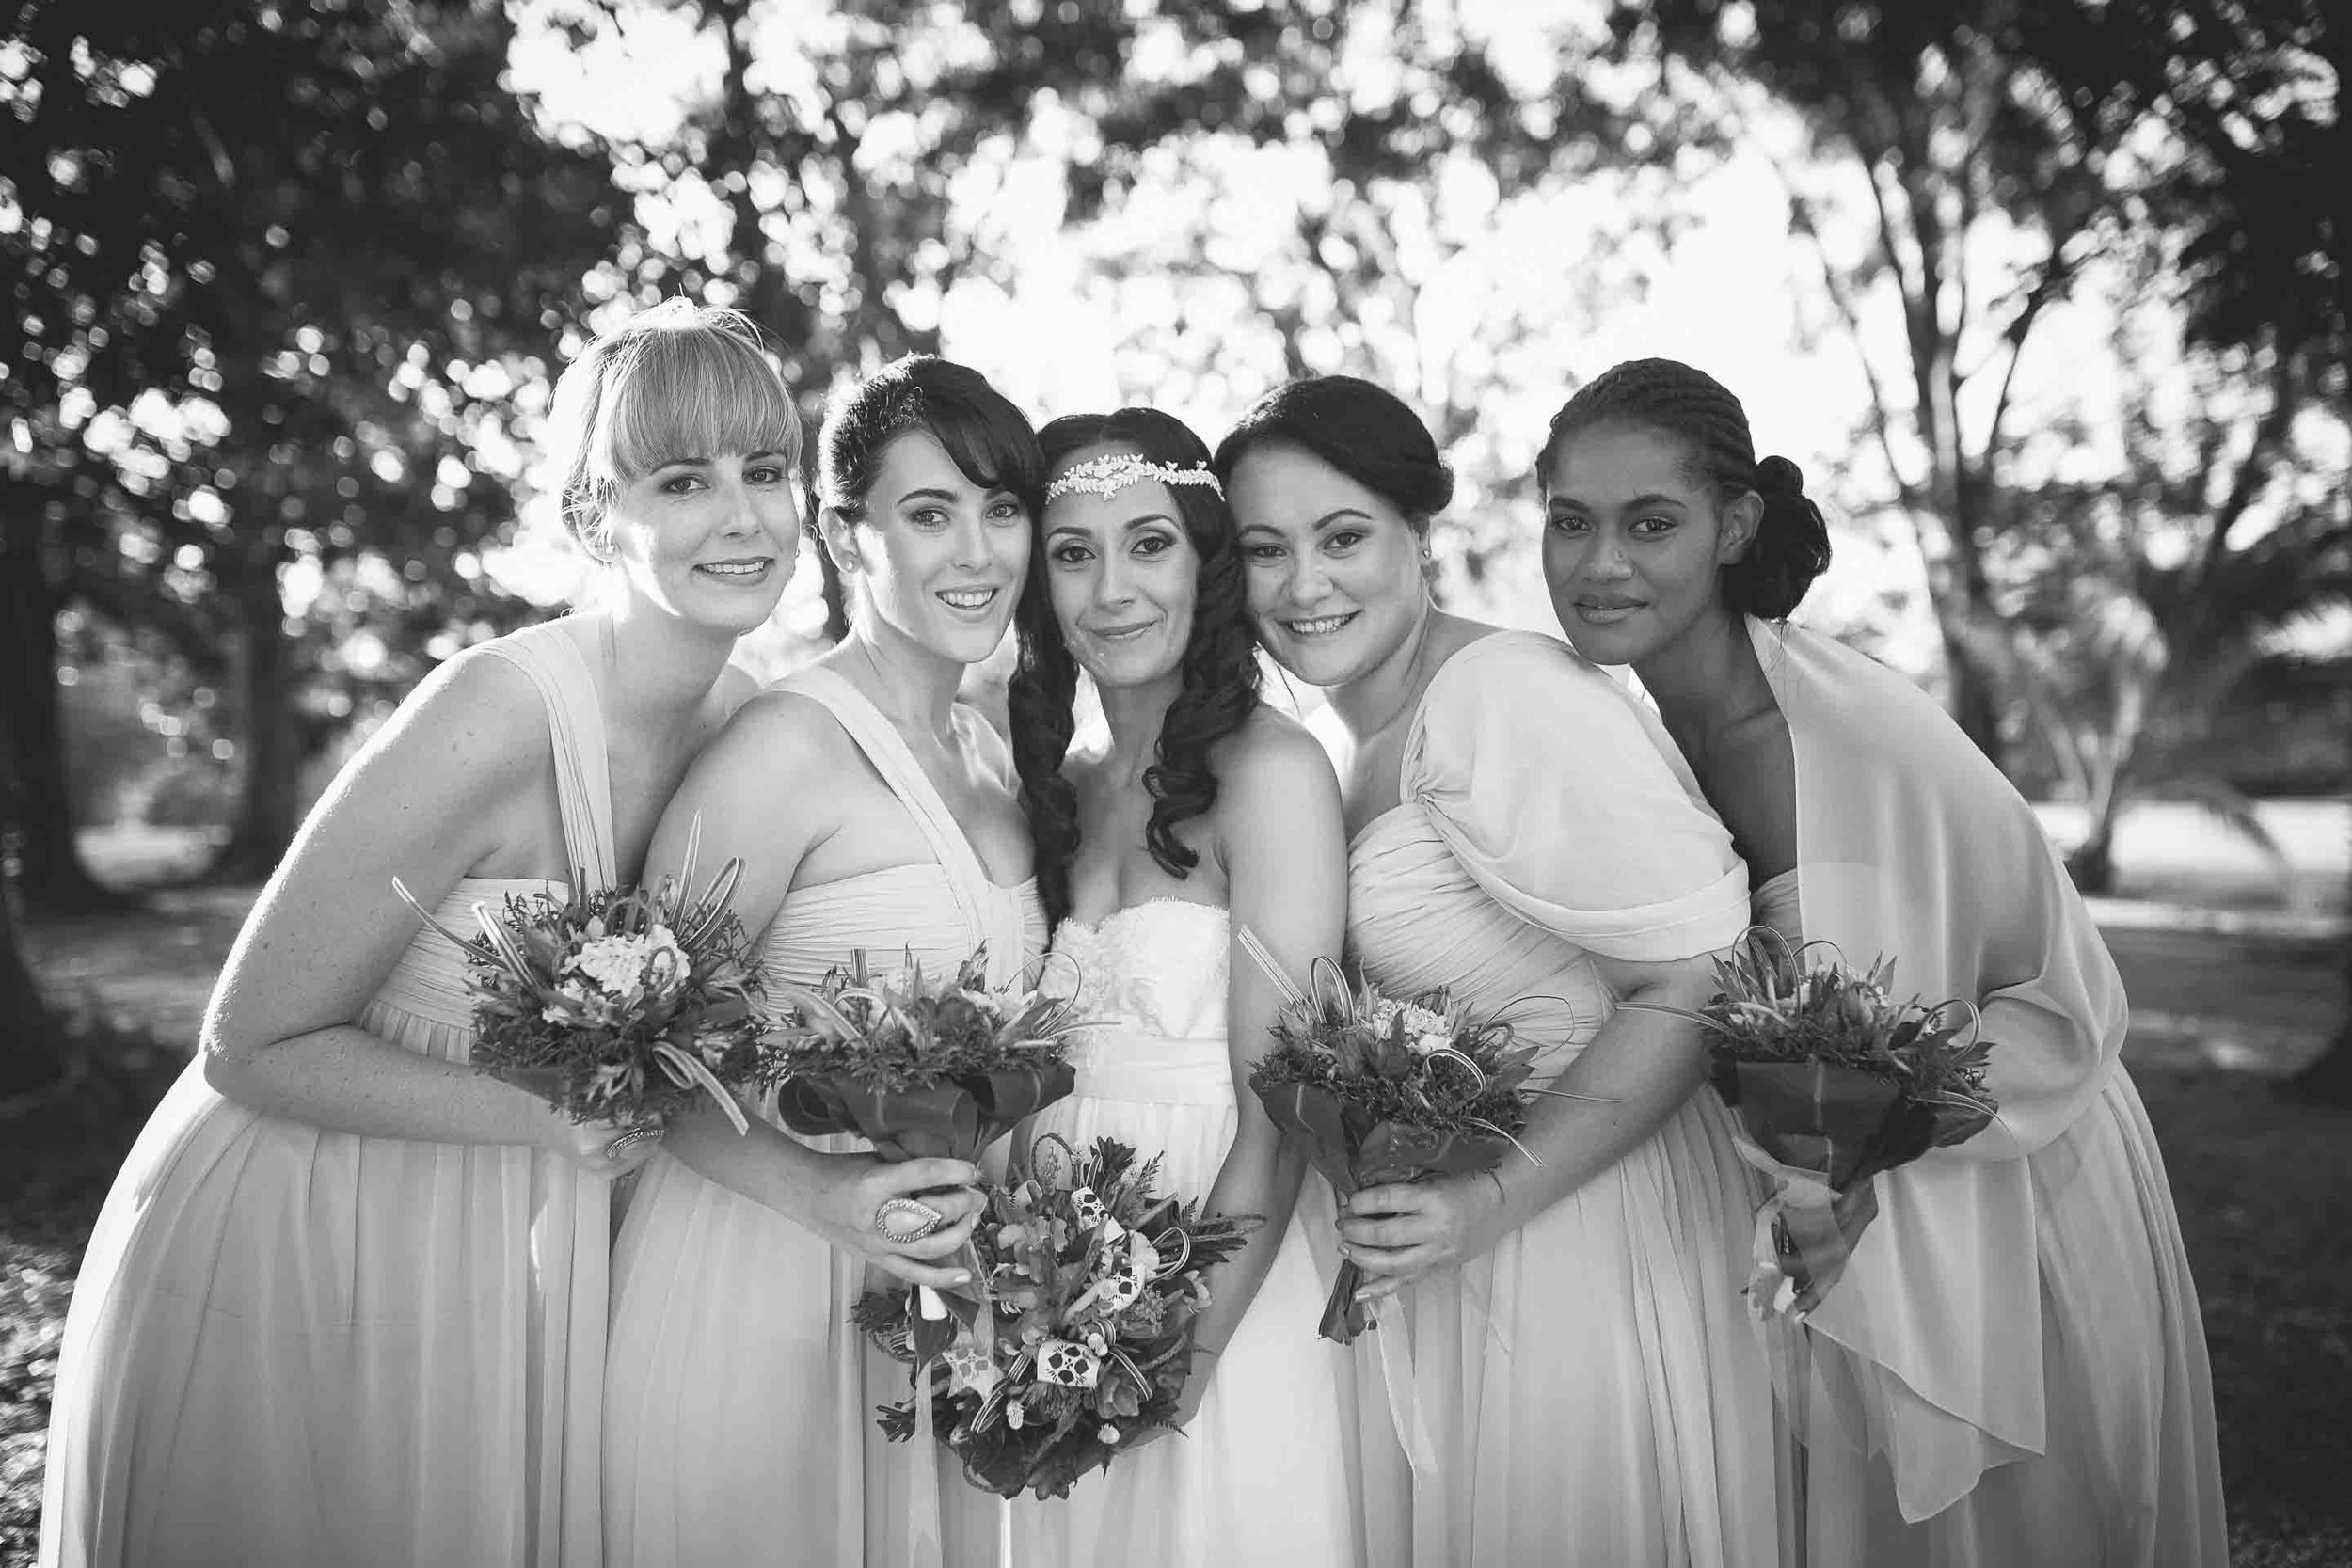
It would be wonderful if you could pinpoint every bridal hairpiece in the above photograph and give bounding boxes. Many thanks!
[1043,452,1226,503]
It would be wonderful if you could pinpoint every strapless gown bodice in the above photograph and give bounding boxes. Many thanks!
[1007,898,1357,1568]
[1049,898,1232,1107]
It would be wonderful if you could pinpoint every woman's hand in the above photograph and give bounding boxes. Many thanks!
[537,1105,668,1180]
[1338,1173,1508,1304]
[807,1154,988,1289]
[1120,1347,1218,1452]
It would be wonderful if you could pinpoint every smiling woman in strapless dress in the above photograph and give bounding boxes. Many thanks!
[999,407,1356,1567]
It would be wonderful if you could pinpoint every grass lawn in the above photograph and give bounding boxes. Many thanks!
[2,893,2346,1565]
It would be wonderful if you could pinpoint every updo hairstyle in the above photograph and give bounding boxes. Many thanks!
[1537,357,1831,620]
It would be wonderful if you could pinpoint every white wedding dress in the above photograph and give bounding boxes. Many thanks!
[1000,898,1356,1568]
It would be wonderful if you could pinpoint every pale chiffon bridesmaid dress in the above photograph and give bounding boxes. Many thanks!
[1003,898,1356,1568]
[40,619,617,1568]
[1341,630,1782,1568]
[601,667,1045,1568]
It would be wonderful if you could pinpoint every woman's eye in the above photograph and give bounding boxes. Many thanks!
[1632,515,1676,536]
[910,507,948,528]
[1049,544,1092,566]
[989,499,1027,523]
[746,464,785,485]
[1133,533,1173,557]
[1244,543,1285,563]
[1325,529,1366,552]
[1547,513,1587,534]
[660,473,706,496]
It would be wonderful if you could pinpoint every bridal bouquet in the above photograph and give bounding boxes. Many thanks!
[1237,929,1541,1343]
[855,1133,1256,1500]
[391,832,770,1133]
[764,947,1080,1161]
[1634,927,1998,1317]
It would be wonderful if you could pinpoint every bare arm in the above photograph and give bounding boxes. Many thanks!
[637,691,986,1287]
[1188,718,1348,1356]
[200,649,632,1170]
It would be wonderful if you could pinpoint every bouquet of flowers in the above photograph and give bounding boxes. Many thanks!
[1633,927,1998,1317]
[1236,928,1543,1343]
[764,948,1081,1161]
[391,830,770,1134]
[854,1133,1256,1500]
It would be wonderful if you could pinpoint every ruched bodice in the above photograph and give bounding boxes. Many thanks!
[757,864,1046,993]
[1050,899,1232,1108]
[1348,810,1610,1081]
[373,879,568,1040]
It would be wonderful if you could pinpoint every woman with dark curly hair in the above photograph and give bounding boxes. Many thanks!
[1539,357,2223,1568]
[1221,374,1780,1568]
[1004,408,1356,1566]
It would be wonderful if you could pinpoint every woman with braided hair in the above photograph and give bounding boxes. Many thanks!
[1539,356,2224,1567]
[1221,375,1782,1568]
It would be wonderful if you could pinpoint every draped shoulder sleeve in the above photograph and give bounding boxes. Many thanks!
[1400,630,1749,962]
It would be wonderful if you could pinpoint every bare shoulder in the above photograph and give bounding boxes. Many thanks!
[357,641,551,796]
[713,662,762,718]
[1215,705,1342,813]
[695,684,863,784]
[953,697,1019,784]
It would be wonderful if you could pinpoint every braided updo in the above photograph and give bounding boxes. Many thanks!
[1537,358,1831,620]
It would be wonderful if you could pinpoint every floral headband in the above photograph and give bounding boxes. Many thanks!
[1043,451,1226,503]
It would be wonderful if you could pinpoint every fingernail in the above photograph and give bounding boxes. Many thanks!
[953,1272,972,1285]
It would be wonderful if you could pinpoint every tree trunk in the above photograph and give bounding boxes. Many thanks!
[215,568,301,879]
[0,505,120,915]
[2285,807,2352,1102]
[0,878,60,1097]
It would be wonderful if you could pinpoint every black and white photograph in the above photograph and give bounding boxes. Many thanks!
[1,1,2344,1564]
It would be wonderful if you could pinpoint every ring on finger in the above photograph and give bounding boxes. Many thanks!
[605,1125,660,1162]
[874,1196,947,1243]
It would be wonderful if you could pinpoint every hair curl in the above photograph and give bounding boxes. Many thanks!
[1009,409,1263,928]
[815,355,1044,524]
[1210,374,1454,527]
[547,300,801,562]
[1536,357,1832,620]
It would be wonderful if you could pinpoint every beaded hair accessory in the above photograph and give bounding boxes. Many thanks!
[1044,451,1226,503]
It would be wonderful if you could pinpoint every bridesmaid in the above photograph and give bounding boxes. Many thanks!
[1537,356,2225,1567]
[40,299,801,1567]
[1216,375,1782,1568]
[1002,408,1356,1564]
[600,355,1049,1568]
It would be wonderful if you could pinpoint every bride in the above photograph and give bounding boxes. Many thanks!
[999,408,1357,1566]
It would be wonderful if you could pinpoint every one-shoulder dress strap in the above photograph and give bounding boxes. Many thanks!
[479,620,620,888]
[783,666,1022,984]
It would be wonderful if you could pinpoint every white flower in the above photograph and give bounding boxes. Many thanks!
[1400,1004,1446,1038]
[1370,998,1402,1032]
[565,923,689,1004]
[1409,1031,1452,1057]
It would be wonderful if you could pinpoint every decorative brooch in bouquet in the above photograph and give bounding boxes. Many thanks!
[391,825,771,1141]
[1235,927,1547,1343]
[1631,927,1999,1319]
[854,1133,1255,1500]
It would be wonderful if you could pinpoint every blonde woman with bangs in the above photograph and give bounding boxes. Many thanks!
[40,300,801,1568]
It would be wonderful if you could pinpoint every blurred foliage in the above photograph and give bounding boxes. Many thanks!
[3,0,622,888]
[0,0,2343,938]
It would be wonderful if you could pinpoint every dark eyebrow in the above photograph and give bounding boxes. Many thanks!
[898,487,961,505]
[1549,492,1687,511]
[1312,508,1375,531]
[744,449,791,465]
[1122,513,1177,530]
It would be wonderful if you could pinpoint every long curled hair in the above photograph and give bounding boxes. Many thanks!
[1536,357,1831,620]
[1009,409,1262,928]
